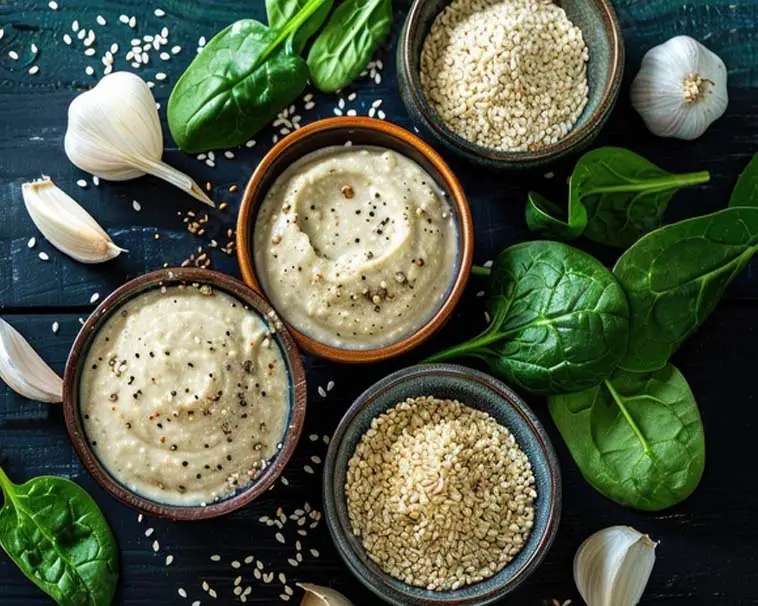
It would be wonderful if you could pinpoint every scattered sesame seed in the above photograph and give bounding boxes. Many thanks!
[231,560,241,569]
[84,48,96,56]
[8,50,19,61]
[48,0,59,9]
[76,179,88,188]
[333,108,343,116]
[327,380,335,391]
[245,139,256,148]
[160,51,170,60]
[154,8,166,17]
[310,455,322,464]
[171,45,182,54]
[152,539,160,552]
[165,554,174,566]
[305,101,315,110]
[275,532,285,544]
[63,33,72,45]
[310,548,320,558]
[119,14,129,24]
[30,43,38,55]
[96,15,107,25]
[52,321,59,334]
[210,554,221,561]
[128,16,137,28]
[224,151,235,159]
[378,110,386,120]
[85,66,94,76]
[38,252,50,261]
[304,465,315,474]
[92,176,100,186]
[27,237,36,248]
[317,386,327,397]
[110,43,119,54]
[90,293,100,304]
[178,587,187,598]
[132,200,141,212]
[155,72,167,81]
[137,514,143,523]
[287,558,298,567]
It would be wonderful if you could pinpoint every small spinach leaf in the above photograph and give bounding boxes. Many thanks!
[549,364,705,511]
[525,190,586,241]
[729,152,758,207]
[613,207,758,372]
[168,0,327,153]
[426,241,630,394]
[527,148,710,248]
[0,467,119,605]
[265,0,333,55]
[307,0,392,93]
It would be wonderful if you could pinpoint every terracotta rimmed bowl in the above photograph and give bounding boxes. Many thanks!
[323,364,562,606]
[62,268,307,521]
[236,116,474,364]
[397,0,625,168]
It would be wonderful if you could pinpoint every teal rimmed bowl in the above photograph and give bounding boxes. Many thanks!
[397,0,625,169]
[323,364,561,605]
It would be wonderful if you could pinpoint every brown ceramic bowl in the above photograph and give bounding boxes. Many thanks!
[236,116,474,364]
[62,268,307,521]
[397,0,625,168]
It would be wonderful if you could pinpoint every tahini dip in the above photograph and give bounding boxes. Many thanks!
[80,283,290,506]
[254,146,459,350]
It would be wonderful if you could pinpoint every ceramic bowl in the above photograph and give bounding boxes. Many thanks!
[236,116,474,364]
[62,268,307,521]
[396,0,625,168]
[323,364,562,605]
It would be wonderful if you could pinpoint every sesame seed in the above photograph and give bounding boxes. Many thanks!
[231,560,241,569]
[76,179,88,188]
[171,45,182,54]
[210,554,221,561]
[165,554,174,566]
[92,176,100,186]
[8,50,19,60]
[84,48,96,56]
[310,548,320,558]
[38,252,50,261]
[178,587,187,598]
[224,151,235,159]
[97,15,107,25]
[132,200,141,212]
[327,380,335,391]
[155,72,167,81]
[317,386,327,397]
[275,532,285,544]
[30,43,38,55]
[63,34,72,45]
[152,540,160,552]
[119,14,129,24]
[27,237,36,249]
[128,16,137,28]
[85,66,94,76]
[110,43,119,54]
[154,8,166,17]
[303,465,314,475]
[52,321,59,334]
[48,0,59,9]
[160,51,170,60]
[90,293,100,304]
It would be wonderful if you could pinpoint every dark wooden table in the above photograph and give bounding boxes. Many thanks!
[1,1,757,604]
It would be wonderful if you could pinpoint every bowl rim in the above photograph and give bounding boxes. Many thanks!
[322,363,562,605]
[399,0,625,164]
[62,267,307,521]
[236,116,474,364]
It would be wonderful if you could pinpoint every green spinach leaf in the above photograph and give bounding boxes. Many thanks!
[307,0,392,93]
[426,241,630,394]
[0,467,119,605]
[613,207,758,372]
[549,364,705,511]
[527,148,710,248]
[729,152,758,207]
[265,0,333,55]
[168,0,328,153]
[525,190,586,241]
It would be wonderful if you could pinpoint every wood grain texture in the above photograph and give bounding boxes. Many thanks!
[1,0,757,604]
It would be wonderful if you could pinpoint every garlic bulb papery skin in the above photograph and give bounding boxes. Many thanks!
[631,35,728,140]
[22,177,126,264]
[0,318,63,403]
[574,525,657,606]
[64,71,214,206]
[297,583,353,606]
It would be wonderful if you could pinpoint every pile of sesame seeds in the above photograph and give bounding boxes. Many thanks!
[420,0,589,152]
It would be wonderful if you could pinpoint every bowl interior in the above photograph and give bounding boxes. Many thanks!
[240,119,472,362]
[324,364,561,605]
[401,0,623,163]
[63,269,307,521]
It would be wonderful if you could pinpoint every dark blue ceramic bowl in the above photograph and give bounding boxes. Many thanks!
[323,364,561,605]
[396,0,625,169]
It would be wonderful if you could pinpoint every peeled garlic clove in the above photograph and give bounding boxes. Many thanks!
[64,71,213,207]
[574,525,657,606]
[297,583,353,606]
[631,35,728,140]
[22,177,126,264]
[0,318,63,403]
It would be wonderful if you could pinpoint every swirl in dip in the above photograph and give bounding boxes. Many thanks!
[254,146,458,350]
[80,283,290,506]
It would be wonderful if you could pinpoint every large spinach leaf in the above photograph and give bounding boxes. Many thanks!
[549,364,705,511]
[265,0,333,55]
[0,467,119,605]
[613,207,758,372]
[426,242,630,395]
[729,152,758,207]
[168,0,327,153]
[527,148,710,248]
[307,0,392,93]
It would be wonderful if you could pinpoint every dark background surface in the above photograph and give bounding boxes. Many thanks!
[1,0,757,604]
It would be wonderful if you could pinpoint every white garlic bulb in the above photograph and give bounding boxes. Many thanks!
[631,35,728,140]
[574,525,657,606]
[64,71,213,206]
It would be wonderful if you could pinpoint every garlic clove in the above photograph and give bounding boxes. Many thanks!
[631,35,728,140]
[0,318,63,403]
[297,583,353,606]
[64,71,214,206]
[574,525,657,606]
[22,176,126,264]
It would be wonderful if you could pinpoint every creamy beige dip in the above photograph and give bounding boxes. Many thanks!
[254,146,458,350]
[80,284,290,506]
